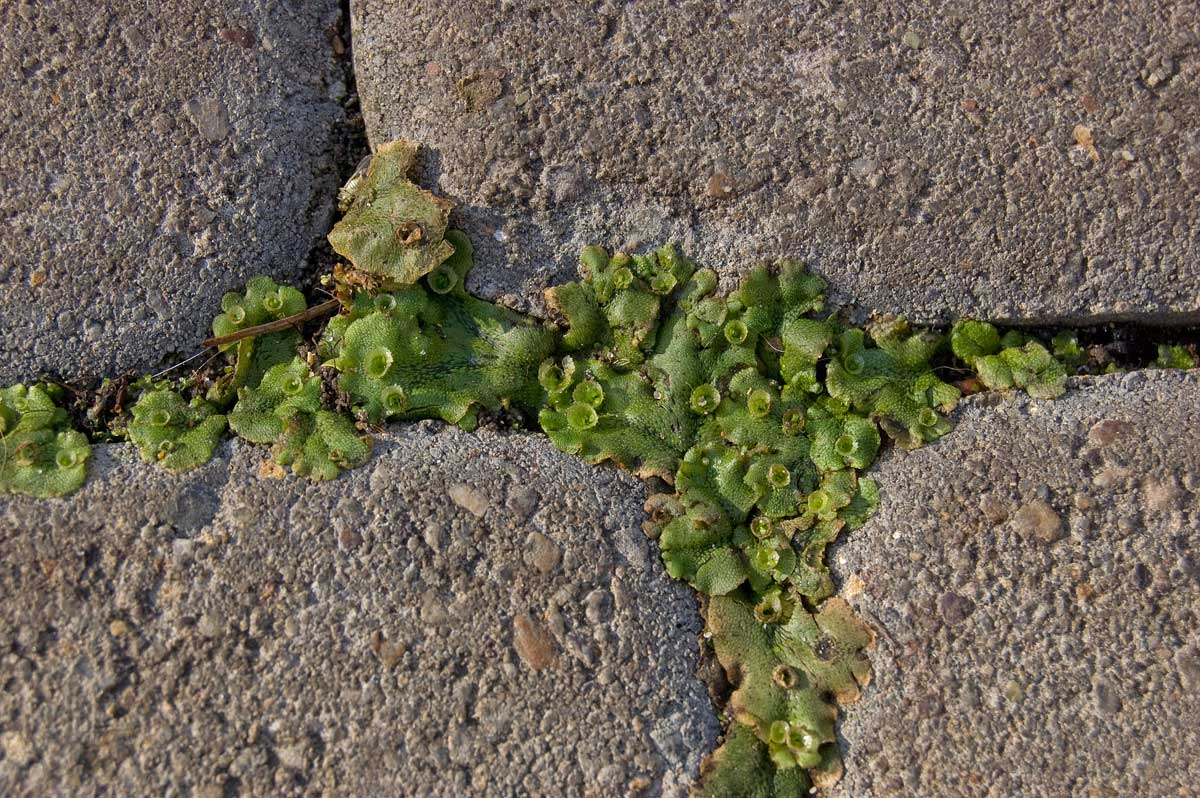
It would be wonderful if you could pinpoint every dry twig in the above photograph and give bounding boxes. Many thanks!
[200,298,341,349]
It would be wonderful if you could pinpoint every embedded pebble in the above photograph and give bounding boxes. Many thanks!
[198,612,223,638]
[420,592,450,626]
[1092,679,1122,716]
[338,526,363,550]
[1088,418,1133,447]
[172,538,195,564]
[183,96,230,143]
[505,485,540,520]
[979,492,1009,524]
[938,591,975,626]
[448,483,489,517]
[901,29,923,49]
[584,588,612,625]
[1176,645,1200,690]
[1,731,34,767]
[512,612,556,671]
[1012,499,1064,544]
[371,631,406,668]
[424,522,447,553]
[276,743,307,772]
[1093,466,1132,490]
[523,531,561,575]
[1142,476,1182,512]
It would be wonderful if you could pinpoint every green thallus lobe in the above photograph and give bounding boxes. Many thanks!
[0,384,90,498]
[2,141,1196,796]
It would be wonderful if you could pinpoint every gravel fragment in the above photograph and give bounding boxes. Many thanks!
[182,96,230,143]
[524,531,562,575]
[0,731,34,768]
[512,612,557,671]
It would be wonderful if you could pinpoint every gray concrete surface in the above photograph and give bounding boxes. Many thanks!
[830,369,1200,798]
[0,1,346,383]
[352,0,1200,325]
[0,423,717,797]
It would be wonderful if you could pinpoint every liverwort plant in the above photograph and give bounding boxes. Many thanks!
[127,388,227,472]
[540,245,892,791]
[320,229,557,431]
[951,319,1068,399]
[208,275,309,404]
[0,384,90,498]
[2,139,1197,796]
[228,356,370,481]
[327,138,457,286]
[1151,343,1197,370]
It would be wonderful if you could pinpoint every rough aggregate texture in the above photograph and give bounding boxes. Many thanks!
[829,369,1200,798]
[352,0,1200,324]
[0,0,345,383]
[0,423,718,797]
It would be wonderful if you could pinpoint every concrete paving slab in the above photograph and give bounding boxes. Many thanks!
[352,0,1200,324]
[0,424,717,797]
[830,369,1200,798]
[0,0,345,383]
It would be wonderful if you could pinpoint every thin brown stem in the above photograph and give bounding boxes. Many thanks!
[201,298,342,348]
